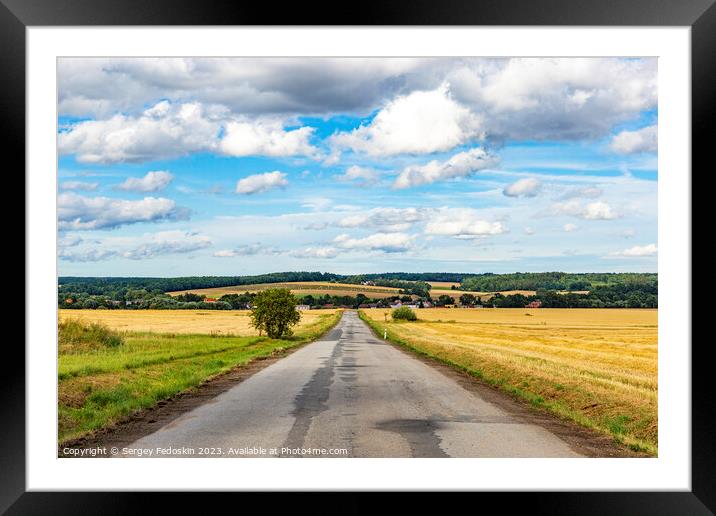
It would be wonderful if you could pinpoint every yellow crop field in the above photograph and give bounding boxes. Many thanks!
[360,307,658,454]
[167,281,402,299]
[58,308,340,336]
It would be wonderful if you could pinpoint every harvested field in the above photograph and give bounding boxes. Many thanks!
[58,308,339,336]
[360,307,658,455]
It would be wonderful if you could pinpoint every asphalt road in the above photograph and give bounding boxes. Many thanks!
[123,311,582,458]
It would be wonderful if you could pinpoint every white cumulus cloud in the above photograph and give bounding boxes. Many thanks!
[331,84,483,157]
[610,125,657,154]
[58,101,222,164]
[450,58,657,141]
[503,177,542,198]
[333,232,415,253]
[219,119,317,158]
[583,201,619,220]
[564,223,579,232]
[59,100,318,164]
[548,200,619,220]
[424,208,507,239]
[57,193,189,230]
[235,171,289,195]
[393,148,498,189]
[116,170,173,192]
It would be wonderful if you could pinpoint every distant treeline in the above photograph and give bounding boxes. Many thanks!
[58,272,455,299]
[489,284,657,309]
[58,272,340,295]
[460,272,657,292]
[58,271,657,310]
[343,272,465,283]
[59,290,412,311]
[59,271,656,296]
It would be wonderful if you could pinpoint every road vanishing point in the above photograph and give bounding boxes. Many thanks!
[124,311,583,458]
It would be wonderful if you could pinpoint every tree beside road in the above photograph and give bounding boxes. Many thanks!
[250,288,301,338]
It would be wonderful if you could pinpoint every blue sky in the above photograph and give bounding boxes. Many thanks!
[57,58,657,276]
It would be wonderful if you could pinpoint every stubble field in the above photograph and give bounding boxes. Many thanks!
[360,307,658,454]
[59,308,339,336]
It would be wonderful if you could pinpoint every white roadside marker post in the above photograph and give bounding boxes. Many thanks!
[384,329,387,340]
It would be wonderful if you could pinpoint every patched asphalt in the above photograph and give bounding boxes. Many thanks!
[123,311,582,458]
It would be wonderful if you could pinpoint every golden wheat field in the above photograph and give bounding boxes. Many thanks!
[361,307,658,454]
[167,281,402,299]
[58,308,340,336]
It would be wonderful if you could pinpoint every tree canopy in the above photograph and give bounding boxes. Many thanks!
[249,288,301,339]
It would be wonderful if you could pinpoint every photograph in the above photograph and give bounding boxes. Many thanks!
[56,56,658,459]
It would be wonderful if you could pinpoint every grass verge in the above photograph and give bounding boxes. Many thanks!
[358,310,656,456]
[58,310,342,444]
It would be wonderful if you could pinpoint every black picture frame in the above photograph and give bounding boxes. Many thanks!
[4,0,710,512]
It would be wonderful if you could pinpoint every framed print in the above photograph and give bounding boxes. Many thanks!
[4,0,712,512]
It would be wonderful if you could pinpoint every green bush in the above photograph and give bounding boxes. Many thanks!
[392,306,417,321]
[58,319,124,354]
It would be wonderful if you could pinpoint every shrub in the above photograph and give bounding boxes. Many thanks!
[392,306,417,321]
[58,319,124,354]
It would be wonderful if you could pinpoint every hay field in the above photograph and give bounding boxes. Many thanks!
[58,308,340,336]
[167,281,402,299]
[360,307,658,454]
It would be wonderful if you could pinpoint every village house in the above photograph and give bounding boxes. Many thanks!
[526,300,542,308]
[296,304,311,311]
